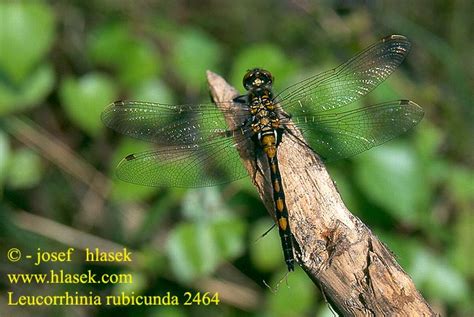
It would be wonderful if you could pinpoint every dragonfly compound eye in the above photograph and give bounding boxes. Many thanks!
[243,68,274,89]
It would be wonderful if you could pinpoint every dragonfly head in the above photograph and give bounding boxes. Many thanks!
[243,68,274,90]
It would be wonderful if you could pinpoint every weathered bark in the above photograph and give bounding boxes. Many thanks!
[207,70,437,316]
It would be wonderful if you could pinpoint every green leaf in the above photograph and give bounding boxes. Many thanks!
[211,217,246,259]
[6,148,43,189]
[166,187,245,281]
[410,247,469,304]
[88,23,131,65]
[0,63,55,115]
[130,78,174,104]
[0,2,55,84]
[118,41,160,87]
[182,188,246,258]
[88,23,161,86]
[171,29,220,89]
[181,187,226,220]
[59,73,117,136]
[167,222,217,282]
[353,142,428,224]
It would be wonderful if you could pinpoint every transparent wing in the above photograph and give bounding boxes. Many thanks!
[101,100,249,145]
[115,131,253,187]
[102,100,254,187]
[290,100,423,161]
[276,35,411,114]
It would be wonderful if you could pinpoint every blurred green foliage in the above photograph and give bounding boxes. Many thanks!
[88,22,162,87]
[0,1,472,316]
[4,147,43,189]
[354,142,428,224]
[0,2,55,114]
[171,28,221,89]
[60,73,118,136]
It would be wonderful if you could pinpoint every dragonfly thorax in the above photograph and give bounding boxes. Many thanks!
[242,68,281,148]
[248,88,280,134]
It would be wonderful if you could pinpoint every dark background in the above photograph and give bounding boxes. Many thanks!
[0,1,472,316]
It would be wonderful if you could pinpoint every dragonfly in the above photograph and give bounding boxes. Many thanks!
[102,35,423,272]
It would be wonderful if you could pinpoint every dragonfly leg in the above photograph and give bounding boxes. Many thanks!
[255,223,276,242]
[280,110,292,119]
[284,126,314,152]
[252,154,266,180]
[232,94,248,104]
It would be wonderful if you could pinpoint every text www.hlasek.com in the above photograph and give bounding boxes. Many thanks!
[7,270,132,284]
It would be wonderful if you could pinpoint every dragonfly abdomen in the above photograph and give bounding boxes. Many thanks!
[260,131,295,271]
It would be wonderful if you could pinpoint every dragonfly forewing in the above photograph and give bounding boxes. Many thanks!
[102,100,250,146]
[276,35,411,115]
[102,100,256,187]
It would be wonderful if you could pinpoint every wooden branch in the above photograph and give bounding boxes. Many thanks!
[207,71,437,316]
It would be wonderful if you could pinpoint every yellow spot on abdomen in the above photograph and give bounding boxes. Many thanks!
[273,180,280,192]
[270,163,277,173]
[276,198,284,212]
[279,218,288,230]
